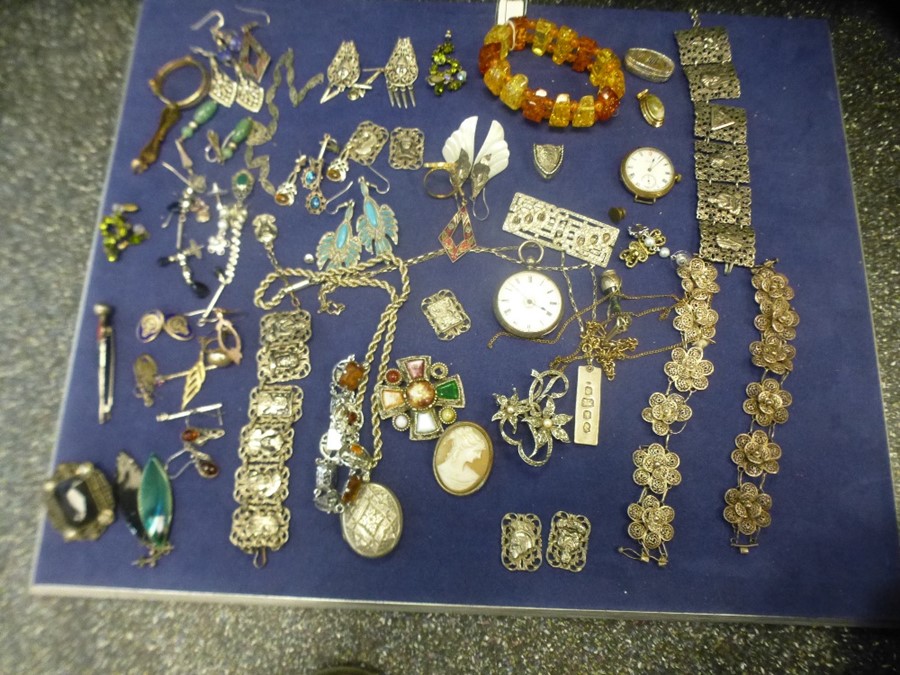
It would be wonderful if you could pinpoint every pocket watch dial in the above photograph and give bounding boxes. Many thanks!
[621,147,678,201]
[494,270,564,338]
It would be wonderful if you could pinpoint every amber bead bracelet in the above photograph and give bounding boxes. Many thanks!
[479,17,625,128]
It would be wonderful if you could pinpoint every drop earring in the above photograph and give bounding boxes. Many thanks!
[274,153,307,206]
[383,37,419,107]
[315,200,362,270]
[190,47,236,108]
[468,119,509,221]
[190,8,271,83]
[355,177,398,256]
[165,426,224,479]
[303,134,340,214]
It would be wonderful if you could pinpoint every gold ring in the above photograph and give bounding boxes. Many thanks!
[423,162,460,200]
[149,55,210,109]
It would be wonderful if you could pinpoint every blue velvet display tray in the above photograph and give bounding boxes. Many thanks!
[32,0,900,625]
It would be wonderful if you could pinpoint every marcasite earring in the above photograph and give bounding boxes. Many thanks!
[384,37,419,107]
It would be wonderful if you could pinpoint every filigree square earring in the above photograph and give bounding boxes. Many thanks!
[546,511,591,572]
[501,513,543,572]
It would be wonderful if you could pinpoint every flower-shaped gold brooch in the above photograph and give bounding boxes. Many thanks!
[626,494,675,551]
[641,391,692,436]
[743,378,792,427]
[632,443,682,494]
[664,346,714,392]
[731,430,782,477]
[723,482,772,536]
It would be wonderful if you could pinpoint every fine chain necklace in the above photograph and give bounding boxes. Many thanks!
[490,252,685,464]
[243,48,324,196]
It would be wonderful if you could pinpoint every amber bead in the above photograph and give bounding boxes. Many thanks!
[589,48,621,86]
[571,37,599,72]
[341,475,363,504]
[484,59,511,95]
[510,17,535,50]
[532,19,556,56]
[484,24,513,57]
[197,460,219,478]
[572,95,596,127]
[522,88,553,122]
[478,42,502,75]
[592,66,625,99]
[339,360,366,391]
[609,68,626,98]
[182,428,200,442]
[552,26,578,65]
[594,87,620,122]
[500,73,529,110]
[549,93,573,127]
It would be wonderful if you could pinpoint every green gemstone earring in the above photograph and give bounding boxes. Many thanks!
[116,452,175,567]
[98,203,148,262]
[427,30,467,96]
[179,97,220,141]
[205,116,253,164]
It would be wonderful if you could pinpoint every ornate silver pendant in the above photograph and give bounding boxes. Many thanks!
[389,127,425,170]
[340,482,403,558]
[384,37,418,108]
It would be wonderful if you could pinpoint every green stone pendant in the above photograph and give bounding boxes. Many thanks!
[136,454,174,566]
